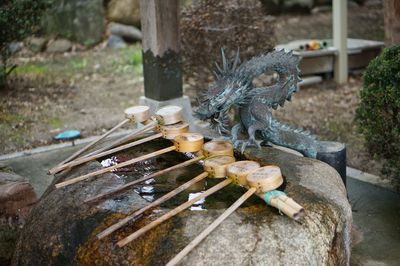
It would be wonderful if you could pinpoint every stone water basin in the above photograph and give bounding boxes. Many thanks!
[12,137,352,265]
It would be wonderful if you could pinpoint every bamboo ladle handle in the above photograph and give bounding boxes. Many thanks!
[85,140,233,203]
[58,105,151,166]
[58,118,130,166]
[49,132,162,175]
[82,121,157,158]
[166,187,257,266]
[55,146,176,188]
[55,133,204,188]
[116,178,233,247]
[81,105,183,159]
[84,155,205,203]
[95,154,235,239]
[97,172,209,240]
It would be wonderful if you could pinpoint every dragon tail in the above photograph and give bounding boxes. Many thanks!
[263,118,318,158]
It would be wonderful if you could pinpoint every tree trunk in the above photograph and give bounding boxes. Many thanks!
[384,0,400,46]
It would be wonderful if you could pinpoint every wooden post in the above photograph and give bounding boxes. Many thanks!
[140,0,182,101]
[333,0,348,84]
[384,0,400,46]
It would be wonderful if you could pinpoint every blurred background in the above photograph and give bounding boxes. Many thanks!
[0,0,387,179]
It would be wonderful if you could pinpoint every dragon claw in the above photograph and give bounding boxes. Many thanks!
[233,138,261,153]
[217,125,230,136]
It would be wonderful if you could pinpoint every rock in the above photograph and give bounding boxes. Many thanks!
[27,37,47,53]
[46,39,72,53]
[43,0,104,46]
[107,35,127,49]
[259,0,313,14]
[8,42,23,55]
[12,140,352,265]
[107,0,140,27]
[0,162,11,172]
[110,23,142,42]
[0,171,37,265]
[311,5,332,14]
[0,171,37,221]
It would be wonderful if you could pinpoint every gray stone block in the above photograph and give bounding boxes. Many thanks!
[46,39,72,53]
[43,0,104,46]
[106,35,127,49]
[110,22,142,42]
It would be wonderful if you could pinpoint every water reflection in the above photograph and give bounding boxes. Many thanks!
[188,192,206,211]
[141,186,154,194]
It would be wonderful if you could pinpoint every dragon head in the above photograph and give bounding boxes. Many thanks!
[194,49,247,134]
[194,82,234,134]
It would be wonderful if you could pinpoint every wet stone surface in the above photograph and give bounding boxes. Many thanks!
[12,138,352,265]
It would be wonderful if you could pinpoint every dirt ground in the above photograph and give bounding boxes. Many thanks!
[0,1,387,179]
[0,45,144,153]
[274,75,384,177]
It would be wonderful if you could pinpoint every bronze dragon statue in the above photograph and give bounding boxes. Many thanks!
[195,49,319,158]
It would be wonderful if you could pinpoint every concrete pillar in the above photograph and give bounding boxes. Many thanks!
[333,0,348,84]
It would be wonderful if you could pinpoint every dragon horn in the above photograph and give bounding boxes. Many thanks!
[232,48,240,71]
[214,62,223,74]
[221,48,228,72]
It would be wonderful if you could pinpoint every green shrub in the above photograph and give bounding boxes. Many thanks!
[356,45,400,178]
[0,0,48,88]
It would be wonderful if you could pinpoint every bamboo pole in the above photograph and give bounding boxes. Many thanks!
[116,178,232,247]
[166,187,257,266]
[49,133,163,175]
[58,118,130,166]
[84,155,205,203]
[97,172,209,239]
[261,191,305,220]
[55,146,177,188]
[81,121,157,159]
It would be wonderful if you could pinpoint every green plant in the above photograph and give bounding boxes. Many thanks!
[0,0,48,88]
[356,45,400,178]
